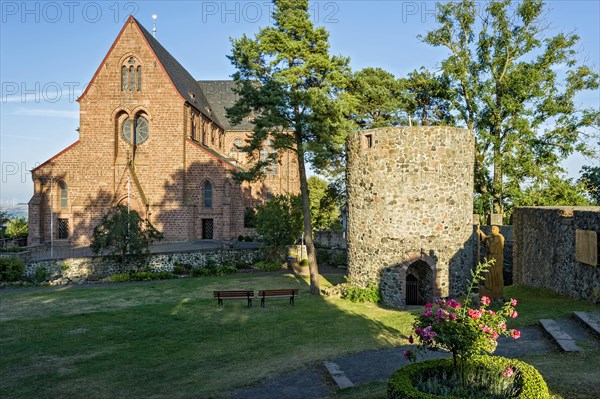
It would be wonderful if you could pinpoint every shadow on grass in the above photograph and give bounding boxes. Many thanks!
[0,272,415,399]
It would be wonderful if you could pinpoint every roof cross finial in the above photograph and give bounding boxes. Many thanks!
[152,15,157,38]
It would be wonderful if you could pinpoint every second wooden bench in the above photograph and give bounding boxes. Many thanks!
[257,289,299,307]
[213,290,254,307]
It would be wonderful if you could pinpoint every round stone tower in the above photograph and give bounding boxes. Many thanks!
[346,126,474,307]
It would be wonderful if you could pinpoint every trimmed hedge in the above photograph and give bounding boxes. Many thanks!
[388,356,549,399]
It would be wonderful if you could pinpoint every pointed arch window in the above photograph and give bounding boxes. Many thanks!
[129,66,135,91]
[121,66,128,91]
[121,56,142,91]
[137,66,142,91]
[204,181,213,208]
[59,181,68,208]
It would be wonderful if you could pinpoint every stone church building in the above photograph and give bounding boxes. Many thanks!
[28,16,299,246]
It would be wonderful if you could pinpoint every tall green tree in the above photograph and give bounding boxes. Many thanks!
[308,176,342,231]
[227,0,353,294]
[400,68,454,126]
[348,67,405,128]
[422,0,599,216]
[579,165,600,205]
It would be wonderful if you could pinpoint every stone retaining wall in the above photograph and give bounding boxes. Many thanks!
[513,207,600,303]
[25,248,264,283]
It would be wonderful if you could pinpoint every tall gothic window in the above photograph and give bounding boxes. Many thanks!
[121,66,127,91]
[137,66,142,91]
[121,57,142,91]
[204,181,212,208]
[59,181,68,208]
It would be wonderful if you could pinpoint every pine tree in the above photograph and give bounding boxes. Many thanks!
[227,0,353,294]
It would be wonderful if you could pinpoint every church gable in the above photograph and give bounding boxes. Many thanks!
[78,17,180,105]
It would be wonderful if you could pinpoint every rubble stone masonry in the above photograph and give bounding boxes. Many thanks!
[347,126,475,306]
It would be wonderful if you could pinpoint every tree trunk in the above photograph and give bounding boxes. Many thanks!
[492,146,503,215]
[295,134,320,294]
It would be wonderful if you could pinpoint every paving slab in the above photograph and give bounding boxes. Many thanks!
[323,361,354,389]
[573,311,600,339]
[540,319,582,352]
[495,325,555,357]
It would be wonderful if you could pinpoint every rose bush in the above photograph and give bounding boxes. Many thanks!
[405,261,520,368]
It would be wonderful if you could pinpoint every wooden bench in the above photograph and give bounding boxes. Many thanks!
[213,290,254,307]
[257,289,299,307]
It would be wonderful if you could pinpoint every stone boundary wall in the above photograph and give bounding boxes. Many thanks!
[25,248,264,284]
[513,207,600,303]
[314,231,347,249]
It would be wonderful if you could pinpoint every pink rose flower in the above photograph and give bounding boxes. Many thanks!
[510,309,518,319]
[501,365,514,377]
[447,299,461,309]
[510,298,518,306]
[480,296,491,306]
[511,329,521,339]
[468,309,482,319]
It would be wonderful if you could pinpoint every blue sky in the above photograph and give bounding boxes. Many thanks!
[1,0,599,204]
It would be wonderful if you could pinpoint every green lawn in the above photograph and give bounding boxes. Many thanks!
[0,273,413,398]
[1,276,598,398]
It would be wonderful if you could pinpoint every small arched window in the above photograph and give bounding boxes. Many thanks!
[204,181,212,208]
[59,182,68,208]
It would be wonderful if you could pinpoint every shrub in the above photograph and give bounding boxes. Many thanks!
[388,356,549,399]
[173,263,192,275]
[0,257,25,282]
[5,217,28,239]
[316,248,332,265]
[110,271,175,282]
[91,205,164,264]
[243,235,253,242]
[254,260,282,272]
[331,250,347,266]
[299,258,309,267]
[0,247,27,253]
[322,277,381,303]
[190,265,237,277]
[60,262,70,272]
[238,235,244,242]
[34,267,49,283]
[343,282,381,303]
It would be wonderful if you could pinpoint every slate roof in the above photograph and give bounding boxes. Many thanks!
[197,80,255,132]
[136,19,253,133]
[136,19,214,119]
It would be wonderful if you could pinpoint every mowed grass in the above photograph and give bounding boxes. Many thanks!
[0,273,414,399]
